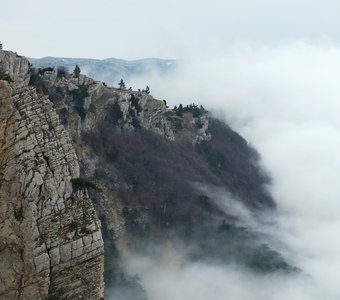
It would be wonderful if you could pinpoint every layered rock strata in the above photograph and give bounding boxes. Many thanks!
[0,51,104,299]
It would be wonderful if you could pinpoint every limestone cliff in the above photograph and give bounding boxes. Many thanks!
[0,51,30,85]
[0,51,104,299]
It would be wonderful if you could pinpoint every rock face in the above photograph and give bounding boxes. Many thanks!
[0,51,30,85]
[0,51,104,299]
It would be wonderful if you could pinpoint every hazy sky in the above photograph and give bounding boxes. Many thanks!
[1,0,340,59]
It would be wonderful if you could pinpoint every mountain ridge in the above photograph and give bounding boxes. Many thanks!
[29,56,176,87]
[0,49,294,300]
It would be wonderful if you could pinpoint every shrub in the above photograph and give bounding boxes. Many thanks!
[118,79,126,89]
[245,244,296,273]
[57,66,69,78]
[71,177,102,192]
[172,118,183,131]
[173,103,207,118]
[130,94,142,113]
[73,65,81,78]
[14,207,23,221]
[69,85,89,120]
[49,86,64,102]
[144,86,150,94]
[105,102,123,125]
[196,140,225,173]
[68,221,78,231]
[196,195,213,211]
[70,84,89,108]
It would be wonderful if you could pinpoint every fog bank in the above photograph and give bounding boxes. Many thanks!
[125,42,340,299]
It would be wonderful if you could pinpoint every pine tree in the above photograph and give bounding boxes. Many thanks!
[176,104,184,116]
[73,65,81,78]
[118,79,126,89]
[0,42,2,50]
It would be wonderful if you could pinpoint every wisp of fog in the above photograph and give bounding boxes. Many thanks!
[113,41,340,300]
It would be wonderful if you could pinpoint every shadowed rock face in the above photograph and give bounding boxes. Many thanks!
[0,51,104,299]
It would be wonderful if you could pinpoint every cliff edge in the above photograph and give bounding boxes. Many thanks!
[0,51,104,299]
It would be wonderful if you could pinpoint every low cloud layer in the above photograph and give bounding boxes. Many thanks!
[123,255,323,300]
[125,41,340,299]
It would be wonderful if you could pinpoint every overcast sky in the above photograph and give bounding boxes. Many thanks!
[1,0,340,59]
[3,1,340,299]
[2,1,340,298]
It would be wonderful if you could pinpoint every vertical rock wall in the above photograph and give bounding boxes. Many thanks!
[0,51,104,299]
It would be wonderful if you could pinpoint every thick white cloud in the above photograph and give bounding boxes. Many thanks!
[121,256,325,300]
[125,41,340,299]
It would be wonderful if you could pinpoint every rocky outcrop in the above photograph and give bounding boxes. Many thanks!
[0,51,104,299]
[30,67,211,144]
[0,51,30,85]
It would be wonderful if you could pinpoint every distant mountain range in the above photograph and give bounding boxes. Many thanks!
[29,56,177,87]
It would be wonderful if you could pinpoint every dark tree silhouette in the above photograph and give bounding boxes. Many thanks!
[144,86,150,94]
[73,65,81,78]
[118,79,126,89]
